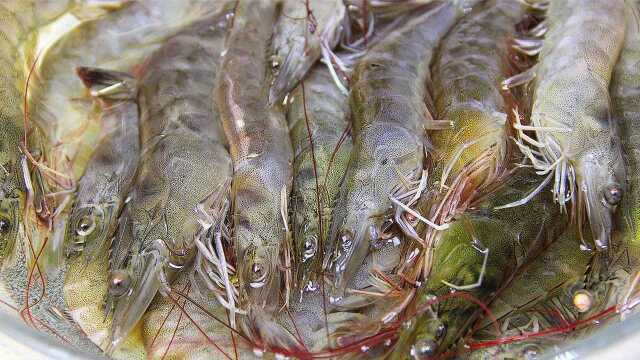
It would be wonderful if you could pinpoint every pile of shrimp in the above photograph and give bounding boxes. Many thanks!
[2,0,640,359]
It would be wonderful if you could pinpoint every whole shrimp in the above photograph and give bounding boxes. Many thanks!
[325,0,481,301]
[505,0,627,250]
[269,0,346,105]
[67,67,139,263]
[215,0,296,339]
[287,64,352,300]
[402,0,529,281]
[106,12,233,351]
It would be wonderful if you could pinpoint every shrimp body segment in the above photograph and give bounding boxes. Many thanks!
[514,0,627,249]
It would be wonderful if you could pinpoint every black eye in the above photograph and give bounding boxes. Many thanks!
[0,218,10,234]
[75,214,95,236]
[380,219,394,234]
[340,232,353,250]
[248,260,268,288]
[435,324,447,340]
[603,183,622,205]
[522,345,541,360]
[108,270,131,297]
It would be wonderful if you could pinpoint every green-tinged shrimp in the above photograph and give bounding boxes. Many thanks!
[469,227,592,359]
[64,241,146,359]
[506,0,626,250]
[107,13,233,351]
[141,270,256,360]
[66,67,139,262]
[390,170,565,358]
[325,0,481,301]
[288,64,352,299]
[404,0,528,282]
[216,0,293,316]
[269,0,346,105]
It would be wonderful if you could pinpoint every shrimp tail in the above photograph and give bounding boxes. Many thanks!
[76,66,137,103]
[240,306,309,357]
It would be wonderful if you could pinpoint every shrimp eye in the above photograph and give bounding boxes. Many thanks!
[340,232,353,251]
[0,218,10,234]
[108,270,131,297]
[411,339,437,359]
[522,345,541,359]
[380,219,395,237]
[248,261,268,288]
[75,214,95,236]
[603,183,622,205]
[435,324,447,340]
[572,289,593,313]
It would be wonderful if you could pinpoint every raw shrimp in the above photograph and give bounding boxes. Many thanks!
[402,0,528,281]
[216,0,294,324]
[106,12,233,351]
[505,0,627,250]
[216,1,307,351]
[287,64,352,299]
[269,0,346,105]
[325,0,481,301]
[390,170,565,358]
[0,0,108,280]
[67,67,139,262]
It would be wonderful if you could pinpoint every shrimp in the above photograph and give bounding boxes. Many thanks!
[400,0,529,281]
[106,12,233,351]
[390,169,565,358]
[215,0,295,341]
[324,0,481,301]
[66,67,139,263]
[431,0,526,183]
[504,0,627,250]
[287,64,352,300]
[269,0,347,105]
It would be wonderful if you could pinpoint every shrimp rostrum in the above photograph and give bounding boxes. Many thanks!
[506,0,627,250]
